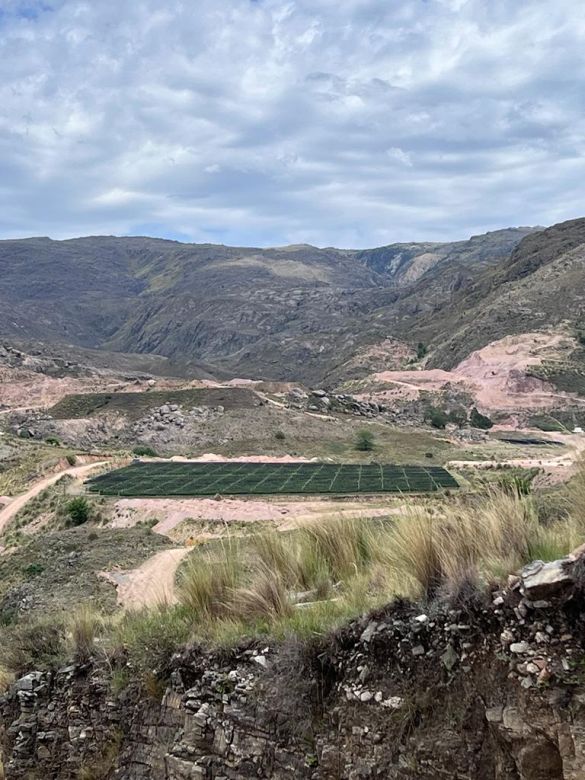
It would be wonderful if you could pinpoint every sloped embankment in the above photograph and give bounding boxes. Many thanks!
[1,552,585,779]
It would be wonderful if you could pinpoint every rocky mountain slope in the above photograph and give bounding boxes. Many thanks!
[0,228,539,383]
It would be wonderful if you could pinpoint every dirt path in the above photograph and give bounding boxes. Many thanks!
[0,460,109,536]
[103,547,190,609]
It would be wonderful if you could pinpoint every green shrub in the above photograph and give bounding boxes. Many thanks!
[66,454,77,466]
[66,497,91,526]
[132,445,158,457]
[470,407,493,430]
[45,436,61,447]
[416,342,427,359]
[355,429,375,451]
[274,430,286,441]
[23,563,44,578]
[427,407,448,429]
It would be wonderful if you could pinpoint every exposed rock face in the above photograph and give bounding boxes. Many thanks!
[1,559,585,779]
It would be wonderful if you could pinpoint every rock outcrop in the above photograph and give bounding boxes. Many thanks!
[1,553,585,779]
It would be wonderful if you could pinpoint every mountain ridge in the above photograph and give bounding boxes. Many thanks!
[5,222,583,385]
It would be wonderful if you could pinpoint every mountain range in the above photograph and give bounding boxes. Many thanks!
[1,219,583,384]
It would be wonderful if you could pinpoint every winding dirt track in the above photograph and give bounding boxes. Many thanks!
[102,547,190,609]
[0,460,109,536]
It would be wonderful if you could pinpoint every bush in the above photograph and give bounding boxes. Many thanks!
[427,407,448,429]
[470,407,493,430]
[66,454,77,466]
[355,429,375,451]
[274,430,286,441]
[45,436,61,447]
[132,445,158,457]
[66,497,91,526]
[416,342,427,360]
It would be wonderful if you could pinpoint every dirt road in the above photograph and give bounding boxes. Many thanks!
[0,460,109,536]
[103,547,190,609]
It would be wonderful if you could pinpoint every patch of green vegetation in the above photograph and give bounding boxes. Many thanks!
[66,496,91,526]
[2,478,105,544]
[0,526,171,623]
[528,362,585,397]
[48,387,259,420]
[416,342,427,360]
[132,444,158,457]
[355,429,375,451]
[426,407,448,430]
[470,407,493,430]
[529,409,585,432]
[0,440,78,496]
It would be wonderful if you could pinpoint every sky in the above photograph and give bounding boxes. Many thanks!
[1,0,585,248]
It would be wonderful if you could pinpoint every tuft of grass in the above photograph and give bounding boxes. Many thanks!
[178,537,243,619]
[110,605,189,683]
[230,566,293,621]
[297,515,380,583]
[70,604,104,663]
[384,507,444,600]
[0,617,67,676]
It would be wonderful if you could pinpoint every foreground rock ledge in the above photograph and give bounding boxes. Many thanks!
[1,552,585,779]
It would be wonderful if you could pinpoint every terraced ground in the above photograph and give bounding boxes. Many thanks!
[86,462,458,497]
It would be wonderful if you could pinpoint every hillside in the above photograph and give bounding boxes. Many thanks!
[0,228,539,383]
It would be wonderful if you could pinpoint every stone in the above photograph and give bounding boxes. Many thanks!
[441,644,458,671]
[485,706,503,723]
[15,672,43,692]
[381,696,403,710]
[521,558,574,600]
[510,642,530,654]
[412,645,425,657]
[360,622,378,643]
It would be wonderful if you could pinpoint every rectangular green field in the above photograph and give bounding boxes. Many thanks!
[86,462,458,497]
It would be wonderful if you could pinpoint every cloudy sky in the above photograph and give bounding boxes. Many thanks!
[1,0,584,247]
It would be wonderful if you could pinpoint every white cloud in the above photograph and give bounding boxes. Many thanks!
[0,0,584,246]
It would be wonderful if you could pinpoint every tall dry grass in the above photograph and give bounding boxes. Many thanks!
[178,536,242,619]
[69,604,104,662]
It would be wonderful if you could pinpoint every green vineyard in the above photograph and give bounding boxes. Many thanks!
[86,462,458,497]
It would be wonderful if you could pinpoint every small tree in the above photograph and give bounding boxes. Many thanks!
[428,407,448,429]
[470,407,493,430]
[355,429,375,451]
[66,497,90,527]
[417,342,428,360]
